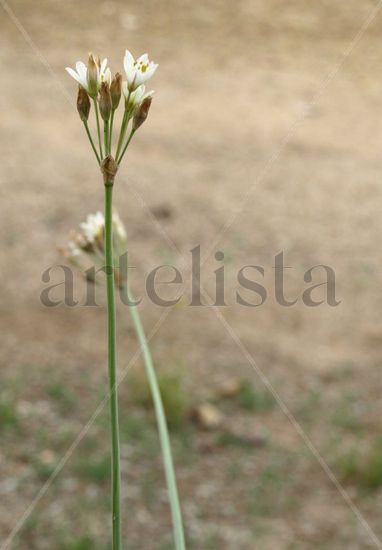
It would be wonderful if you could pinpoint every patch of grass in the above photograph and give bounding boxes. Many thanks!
[337,449,360,483]
[296,389,322,422]
[225,462,242,480]
[237,380,274,412]
[363,439,382,488]
[215,430,257,449]
[204,531,221,548]
[331,395,364,433]
[247,451,298,517]
[0,394,19,431]
[46,382,75,411]
[337,438,382,489]
[61,536,95,550]
[33,458,56,482]
[130,368,188,429]
[74,454,110,484]
[120,411,159,459]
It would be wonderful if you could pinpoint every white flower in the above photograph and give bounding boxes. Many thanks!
[79,211,105,243]
[66,58,111,94]
[122,83,154,107]
[79,211,127,252]
[123,50,158,91]
[66,240,81,258]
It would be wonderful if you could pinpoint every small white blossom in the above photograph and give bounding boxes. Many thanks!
[79,212,105,243]
[66,58,111,94]
[62,212,128,286]
[67,240,81,257]
[122,83,154,108]
[123,50,158,91]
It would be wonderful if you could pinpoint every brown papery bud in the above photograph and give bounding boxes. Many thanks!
[77,86,91,122]
[87,53,99,97]
[101,155,118,185]
[110,73,122,110]
[133,97,152,131]
[99,82,112,121]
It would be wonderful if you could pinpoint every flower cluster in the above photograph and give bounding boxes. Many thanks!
[61,211,128,286]
[65,50,157,176]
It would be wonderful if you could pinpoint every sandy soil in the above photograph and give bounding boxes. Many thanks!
[2,0,382,548]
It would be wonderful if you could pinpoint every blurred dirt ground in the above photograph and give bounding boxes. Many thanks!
[2,0,382,548]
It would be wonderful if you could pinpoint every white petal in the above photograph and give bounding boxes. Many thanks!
[143,90,155,100]
[133,72,145,87]
[123,50,136,84]
[124,50,135,66]
[100,58,108,74]
[76,61,87,79]
[122,81,129,98]
[66,67,85,87]
[129,85,146,105]
[137,53,149,63]
[138,63,158,86]
[104,67,112,86]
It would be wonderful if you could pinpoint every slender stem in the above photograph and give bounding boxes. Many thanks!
[121,284,186,550]
[117,129,135,166]
[105,183,122,550]
[115,105,131,161]
[104,119,110,157]
[94,98,104,159]
[83,121,101,164]
[109,110,115,156]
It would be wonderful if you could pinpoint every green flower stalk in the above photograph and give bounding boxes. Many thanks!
[65,50,186,550]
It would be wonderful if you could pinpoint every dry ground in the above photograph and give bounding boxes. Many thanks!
[2,0,382,548]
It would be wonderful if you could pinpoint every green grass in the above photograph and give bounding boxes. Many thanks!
[129,368,189,429]
[0,394,19,431]
[60,536,96,550]
[330,394,364,433]
[247,450,299,517]
[74,454,111,483]
[46,382,75,412]
[337,437,382,489]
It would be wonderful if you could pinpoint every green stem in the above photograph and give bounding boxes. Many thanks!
[117,129,135,165]
[121,284,186,550]
[104,119,110,157]
[83,121,101,164]
[94,98,104,159]
[105,183,122,550]
[115,108,129,161]
[109,110,115,156]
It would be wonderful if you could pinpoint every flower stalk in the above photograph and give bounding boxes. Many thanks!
[104,181,122,550]
[94,98,104,159]
[122,284,186,550]
[65,49,186,550]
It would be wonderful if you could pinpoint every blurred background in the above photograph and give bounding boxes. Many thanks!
[2,0,382,548]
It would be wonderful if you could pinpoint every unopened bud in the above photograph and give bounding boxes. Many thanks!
[87,53,99,97]
[110,73,122,110]
[77,86,91,122]
[99,82,112,121]
[133,97,152,131]
[101,155,118,185]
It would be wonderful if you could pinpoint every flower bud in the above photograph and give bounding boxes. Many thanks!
[110,73,122,110]
[132,97,152,131]
[76,86,91,122]
[99,82,112,121]
[101,155,118,185]
[87,53,99,97]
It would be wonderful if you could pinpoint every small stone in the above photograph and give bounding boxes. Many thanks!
[192,403,223,430]
[216,377,242,398]
[39,449,55,465]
